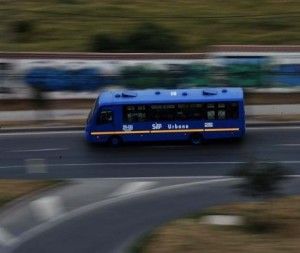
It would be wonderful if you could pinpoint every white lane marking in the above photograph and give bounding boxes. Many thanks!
[52,161,300,166]
[287,175,300,178]
[277,144,300,147]
[73,176,226,182]
[0,165,23,169]
[8,148,67,153]
[67,175,300,182]
[2,160,300,170]
[30,196,65,222]
[25,159,47,174]
[0,227,19,247]
[109,181,156,197]
[41,161,248,166]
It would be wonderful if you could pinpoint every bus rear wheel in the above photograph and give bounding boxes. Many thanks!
[108,135,122,147]
[189,133,203,145]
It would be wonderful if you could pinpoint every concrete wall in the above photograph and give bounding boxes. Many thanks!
[1,52,300,98]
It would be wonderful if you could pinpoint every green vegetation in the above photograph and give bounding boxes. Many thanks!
[130,197,300,253]
[90,22,182,52]
[1,0,300,52]
[230,161,289,233]
[130,162,292,252]
[231,161,289,200]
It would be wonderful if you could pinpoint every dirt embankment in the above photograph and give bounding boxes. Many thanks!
[244,92,300,105]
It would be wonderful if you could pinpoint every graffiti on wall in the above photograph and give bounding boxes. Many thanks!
[219,56,271,87]
[272,64,300,87]
[1,56,300,94]
[22,62,213,91]
[24,68,110,91]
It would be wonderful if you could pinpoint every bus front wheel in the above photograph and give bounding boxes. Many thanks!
[108,136,123,147]
[189,133,203,145]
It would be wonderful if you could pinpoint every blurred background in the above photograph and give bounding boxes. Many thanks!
[1,2,300,253]
[0,0,299,121]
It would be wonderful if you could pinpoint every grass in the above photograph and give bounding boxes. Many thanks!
[0,180,65,208]
[1,0,300,52]
[131,196,300,253]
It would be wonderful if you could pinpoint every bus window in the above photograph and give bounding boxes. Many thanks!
[123,105,147,122]
[206,103,216,120]
[177,104,203,120]
[206,103,227,120]
[189,103,203,120]
[150,104,176,121]
[217,103,226,120]
[96,110,113,124]
[177,104,189,120]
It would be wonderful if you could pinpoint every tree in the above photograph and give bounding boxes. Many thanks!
[12,20,35,42]
[126,22,182,52]
[231,161,289,200]
[90,34,122,52]
[230,161,290,232]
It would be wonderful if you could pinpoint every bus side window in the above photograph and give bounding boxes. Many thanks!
[123,105,147,123]
[96,110,113,124]
[206,103,216,120]
[217,103,226,120]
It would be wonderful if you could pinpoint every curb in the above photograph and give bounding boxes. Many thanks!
[0,126,84,133]
[246,121,300,127]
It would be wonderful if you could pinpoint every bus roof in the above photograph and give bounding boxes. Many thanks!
[98,88,244,106]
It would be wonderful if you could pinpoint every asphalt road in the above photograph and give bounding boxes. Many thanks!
[9,177,300,253]
[0,126,300,179]
[1,126,300,253]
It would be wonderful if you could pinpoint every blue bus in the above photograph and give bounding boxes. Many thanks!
[85,88,245,146]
